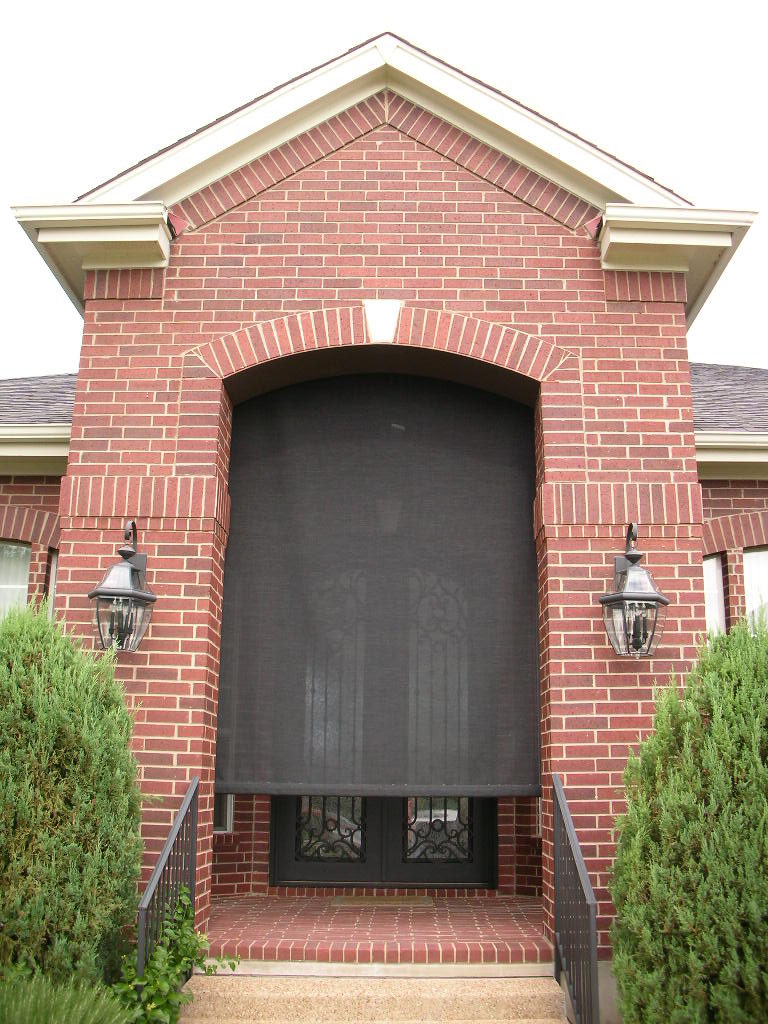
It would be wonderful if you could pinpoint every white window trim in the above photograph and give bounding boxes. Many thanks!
[703,553,727,636]
[213,792,235,834]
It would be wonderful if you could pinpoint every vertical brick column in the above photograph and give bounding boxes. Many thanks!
[54,279,231,929]
[722,548,746,628]
[534,276,706,954]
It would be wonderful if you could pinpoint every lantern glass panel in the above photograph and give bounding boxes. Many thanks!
[603,603,627,656]
[93,596,153,652]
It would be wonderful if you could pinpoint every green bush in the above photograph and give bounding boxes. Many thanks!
[0,604,143,983]
[0,973,130,1024]
[114,887,237,1024]
[611,619,768,1023]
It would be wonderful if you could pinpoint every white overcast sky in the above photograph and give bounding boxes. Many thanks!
[0,0,765,379]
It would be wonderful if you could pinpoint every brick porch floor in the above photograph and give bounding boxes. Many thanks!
[207,894,552,964]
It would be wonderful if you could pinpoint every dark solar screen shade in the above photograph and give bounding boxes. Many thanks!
[216,375,540,795]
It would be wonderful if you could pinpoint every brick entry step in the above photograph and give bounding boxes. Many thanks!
[206,895,552,965]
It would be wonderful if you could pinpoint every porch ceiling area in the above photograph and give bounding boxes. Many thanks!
[207,894,551,965]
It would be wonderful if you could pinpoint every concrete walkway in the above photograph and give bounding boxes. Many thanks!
[180,974,567,1022]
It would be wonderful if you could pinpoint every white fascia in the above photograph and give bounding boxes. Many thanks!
[0,423,71,476]
[12,203,171,314]
[600,206,757,324]
[695,431,768,480]
[78,34,687,212]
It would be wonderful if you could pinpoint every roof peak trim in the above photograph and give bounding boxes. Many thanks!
[74,34,689,213]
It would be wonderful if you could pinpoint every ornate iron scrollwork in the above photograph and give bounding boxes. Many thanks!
[403,796,473,862]
[296,795,366,861]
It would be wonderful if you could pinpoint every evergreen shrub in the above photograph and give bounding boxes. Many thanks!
[0,604,143,983]
[0,974,130,1024]
[611,619,768,1023]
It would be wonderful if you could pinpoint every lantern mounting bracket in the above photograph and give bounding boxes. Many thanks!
[614,522,642,575]
[119,520,147,572]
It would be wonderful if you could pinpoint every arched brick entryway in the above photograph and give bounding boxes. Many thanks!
[173,303,582,934]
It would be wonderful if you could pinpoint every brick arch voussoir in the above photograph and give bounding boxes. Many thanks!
[0,505,60,549]
[704,510,768,557]
[179,307,582,488]
[193,306,575,389]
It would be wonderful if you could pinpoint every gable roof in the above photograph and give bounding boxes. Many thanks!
[12,34,755,322]
[77,33,688,212]
[691,363,768,433]
[0,374,76,426]
[0,374,75,475]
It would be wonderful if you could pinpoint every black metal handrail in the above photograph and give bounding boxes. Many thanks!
[553,774,599,1024]
[136,775,199,978]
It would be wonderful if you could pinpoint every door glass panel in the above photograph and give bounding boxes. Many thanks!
[403,796,473,863]
[296,795,366,861]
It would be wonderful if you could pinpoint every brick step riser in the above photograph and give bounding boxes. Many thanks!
[210,944,551,965]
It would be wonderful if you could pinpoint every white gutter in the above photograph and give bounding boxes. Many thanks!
[0,423,71,476]
[695,431,768,480]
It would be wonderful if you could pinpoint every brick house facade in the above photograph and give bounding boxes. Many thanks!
[3,35,762,1009]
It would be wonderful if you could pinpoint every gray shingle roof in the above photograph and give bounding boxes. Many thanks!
[690,363,768,433]
[0,363,765,434]
[0,374,76,426]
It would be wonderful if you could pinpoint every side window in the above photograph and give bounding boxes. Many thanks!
[46,549,59,618]
[0,541,31,617]
[213,793,234,833]
[744,547,768,625]
[703,554,726,635]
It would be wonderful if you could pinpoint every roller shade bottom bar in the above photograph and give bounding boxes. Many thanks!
[214,782,542,796]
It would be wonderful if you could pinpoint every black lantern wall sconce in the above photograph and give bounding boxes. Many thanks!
[88,520,156,652]
[600,523,669,658]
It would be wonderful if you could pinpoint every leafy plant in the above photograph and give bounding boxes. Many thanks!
[113,888,237,1024]
[0,973,131,1024]
[0,603,143,983]
[611,619,768,1023]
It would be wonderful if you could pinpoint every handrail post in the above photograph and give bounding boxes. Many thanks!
[553,781,561,985]
[589,897,599,1023]
[136,904,148,980]
[189,783,198,908]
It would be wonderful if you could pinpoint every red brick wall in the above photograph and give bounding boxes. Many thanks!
[0,476,62,603]
[52,89,704,946]
[212,795,270,896]
[702,480,768,519]
[498,796,542,896]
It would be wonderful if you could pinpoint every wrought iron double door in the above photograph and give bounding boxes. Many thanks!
[273,795,495,886]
